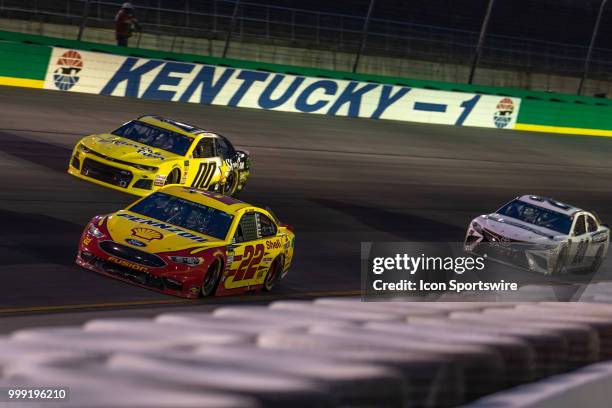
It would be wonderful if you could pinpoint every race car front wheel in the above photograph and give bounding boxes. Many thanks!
[222,170,239,196]
[553,247,568,274]
[165,168,181,185]
[201,259,222,297]
[263,257,282,292]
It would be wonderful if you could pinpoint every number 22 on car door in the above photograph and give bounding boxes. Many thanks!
[225,212,276,289]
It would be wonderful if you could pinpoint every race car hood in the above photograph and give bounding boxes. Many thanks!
[476,214,563,243]
[80,134,182,165]
[104,211,224,253]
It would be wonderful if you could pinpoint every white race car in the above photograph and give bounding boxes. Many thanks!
[464,195,609,275]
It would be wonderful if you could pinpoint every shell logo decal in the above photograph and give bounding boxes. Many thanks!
[53,50,83,91]
[131,227,163,242]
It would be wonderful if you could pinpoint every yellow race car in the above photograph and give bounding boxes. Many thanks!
[68,115,251,196]
[76,186,295,298]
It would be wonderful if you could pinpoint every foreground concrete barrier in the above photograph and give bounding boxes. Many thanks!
[3,359,259,408]
[464,360,612,408]
[4,298,612,407]
[483,307,612,359]
[257,330,465,407]
[366,321,536,386]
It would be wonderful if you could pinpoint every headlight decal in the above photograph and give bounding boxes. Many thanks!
[169,256,204,266]
[87,223,104,238]
[78,143,91,153]
[133,164,159,172]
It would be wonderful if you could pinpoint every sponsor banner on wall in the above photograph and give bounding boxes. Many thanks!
[44,47,521,129]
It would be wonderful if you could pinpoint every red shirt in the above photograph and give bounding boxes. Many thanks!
[115,9,135,36]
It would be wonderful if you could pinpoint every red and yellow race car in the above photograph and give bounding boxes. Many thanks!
[76,186,295,298]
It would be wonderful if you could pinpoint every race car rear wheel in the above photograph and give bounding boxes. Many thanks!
[263,257,282,292]
[165,168,181,185]
[585,246,605,275]
[201,258,223,297]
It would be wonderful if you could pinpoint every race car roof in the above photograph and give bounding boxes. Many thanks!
[157,185,252,214]
[517,195,581,216]
[138,115,209,137]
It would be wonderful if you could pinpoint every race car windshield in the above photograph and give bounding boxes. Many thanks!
[112,120,193,156]
[496,199,572,235]
[128,192,234,240]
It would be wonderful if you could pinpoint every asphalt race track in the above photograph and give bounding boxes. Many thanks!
[1,86,612,327]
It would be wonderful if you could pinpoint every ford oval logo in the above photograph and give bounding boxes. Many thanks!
[125,238,146,247]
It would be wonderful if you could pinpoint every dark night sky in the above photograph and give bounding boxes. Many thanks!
[257,0,606,45]
[148,0,610,48]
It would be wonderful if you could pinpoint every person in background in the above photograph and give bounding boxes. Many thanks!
[115,2,141,47]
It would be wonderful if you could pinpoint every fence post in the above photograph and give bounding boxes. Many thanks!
[468,0,495,84]
[213,1,217,33]
[185,0,190,28]
[266,6,270,39]
[352,0,375,73]
[76,0,92,41]
[222,0,241,58]
[578,0,608,95]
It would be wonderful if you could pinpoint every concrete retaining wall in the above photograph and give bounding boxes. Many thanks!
[2,18,612,97]
[3,29,612,137]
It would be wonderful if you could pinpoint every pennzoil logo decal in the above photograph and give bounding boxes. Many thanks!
[53,50,83,91]
[131,227,163,242]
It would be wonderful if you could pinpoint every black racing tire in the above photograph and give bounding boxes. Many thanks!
[201,258,223,297]
[263,257,283,292]
[553,247,568,275]
[222,170,239,196]
[165,168,181,185]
